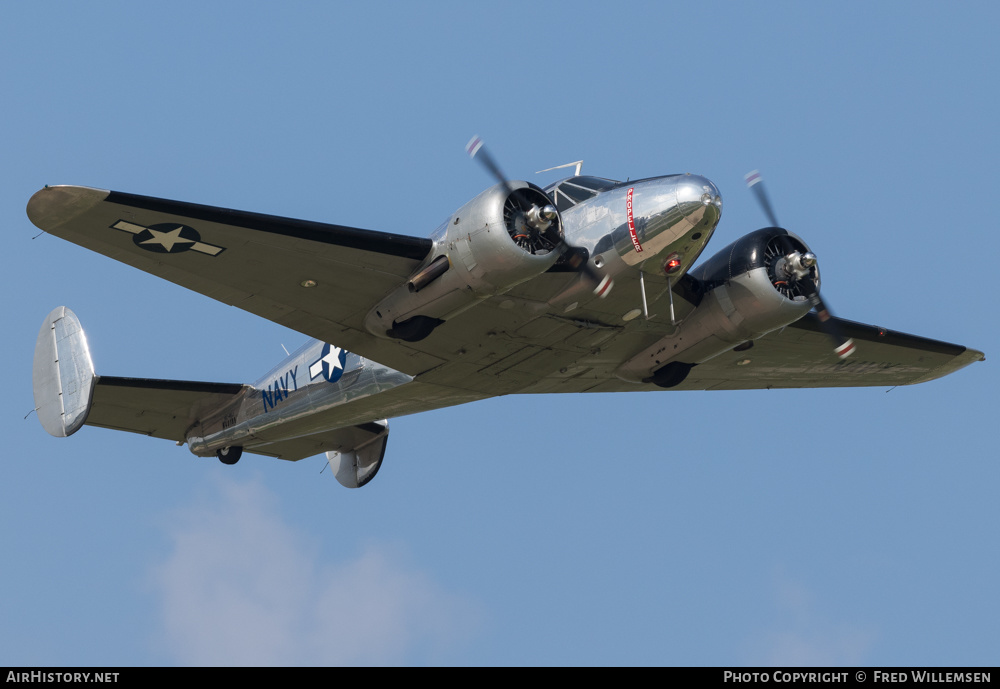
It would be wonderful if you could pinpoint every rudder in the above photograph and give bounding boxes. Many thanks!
[33,306,96,437]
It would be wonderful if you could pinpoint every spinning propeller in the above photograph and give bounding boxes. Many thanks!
[466,136,613,298]
[745,170,855,359]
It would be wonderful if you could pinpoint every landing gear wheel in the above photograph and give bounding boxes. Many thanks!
[217,446,243,465]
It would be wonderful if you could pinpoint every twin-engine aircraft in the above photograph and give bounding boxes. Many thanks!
[29,140,983,488]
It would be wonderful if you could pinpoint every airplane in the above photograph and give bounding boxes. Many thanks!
[28,139,984,488]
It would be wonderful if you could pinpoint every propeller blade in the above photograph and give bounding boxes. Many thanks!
[466,136,613,298]
[466,135,515,198]
[745,169,780,227]
[801,278,855,359]
[746,170,854,359]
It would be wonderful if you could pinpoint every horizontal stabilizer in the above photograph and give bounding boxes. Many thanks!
[33,306,247,442]
[33,306,96,437]
[88,377,246,441]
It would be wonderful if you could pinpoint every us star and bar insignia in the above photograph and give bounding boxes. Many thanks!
[309,344,348,383]
[111,220,226,256]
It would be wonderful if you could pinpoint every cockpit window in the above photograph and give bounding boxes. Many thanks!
[571,176,620,192]
[544,175,622,212]
[548,188,576,212]
[559,183,597,203]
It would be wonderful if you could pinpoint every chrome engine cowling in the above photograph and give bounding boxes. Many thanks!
[616,228,817,384]
[688,227,817,339]
[366,181,563,341]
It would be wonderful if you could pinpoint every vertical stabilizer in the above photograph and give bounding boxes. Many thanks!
[33,306,96,437]
[326,420,390,488]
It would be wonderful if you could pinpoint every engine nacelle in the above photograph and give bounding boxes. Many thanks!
[688,227,817,337]
[616,228,816,385]
[366,181,562,341]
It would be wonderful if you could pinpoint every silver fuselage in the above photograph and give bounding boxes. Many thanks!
[186,341,412,457]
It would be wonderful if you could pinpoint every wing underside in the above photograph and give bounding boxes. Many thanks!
[553,313,983,394]
[674,314,983,391]
[27,185,441,376]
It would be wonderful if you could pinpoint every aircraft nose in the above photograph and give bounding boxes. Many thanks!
[675,174,723,228]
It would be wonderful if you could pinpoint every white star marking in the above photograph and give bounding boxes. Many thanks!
[309,345,344,379]
[140,226,196,252]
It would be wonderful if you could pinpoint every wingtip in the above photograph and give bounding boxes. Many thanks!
[26,185,110,232]
[909,346,986,385]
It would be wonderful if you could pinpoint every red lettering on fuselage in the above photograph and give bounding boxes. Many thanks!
[626,187,642,253]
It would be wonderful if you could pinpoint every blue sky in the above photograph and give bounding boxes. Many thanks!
[1,1,996,666]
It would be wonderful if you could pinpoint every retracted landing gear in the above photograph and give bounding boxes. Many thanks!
[216,446,243,465]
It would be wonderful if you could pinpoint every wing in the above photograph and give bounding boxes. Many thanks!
[672,314,985,391]
[29,186,981,399]
[524,312,982,394]
[27,185,442,376]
